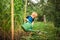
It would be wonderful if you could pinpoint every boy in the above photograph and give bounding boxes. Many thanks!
[26,12,38,25]
[22,12,38,32]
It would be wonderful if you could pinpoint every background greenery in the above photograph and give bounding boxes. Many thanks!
[0,0,60,40]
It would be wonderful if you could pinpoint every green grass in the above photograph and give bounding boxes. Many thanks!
[32,22,56,40]
[14,22,57,40]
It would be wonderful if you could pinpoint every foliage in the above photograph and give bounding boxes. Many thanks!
[32,22,56,40]
[14,0,24,30]
[14,22,57,40]
[0,0,11,40]
[0,0,11,32]
[0,0,60,40]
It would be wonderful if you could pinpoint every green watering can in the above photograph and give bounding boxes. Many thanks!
[22,21,33,32]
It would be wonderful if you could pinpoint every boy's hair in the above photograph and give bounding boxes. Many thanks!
[31,12,38,17]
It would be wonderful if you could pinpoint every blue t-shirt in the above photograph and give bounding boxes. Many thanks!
[26,16,34,23]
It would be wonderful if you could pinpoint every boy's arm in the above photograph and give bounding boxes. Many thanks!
[24,18,27,21]
[32,21,34,25]
[24,16,29,22]
[24,18,29,22]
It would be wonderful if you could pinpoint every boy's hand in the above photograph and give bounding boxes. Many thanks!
[32,22,34,25]
[24,18,26,21]
[24,18,28,22]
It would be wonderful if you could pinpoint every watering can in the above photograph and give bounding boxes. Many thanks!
[22,21,33,32]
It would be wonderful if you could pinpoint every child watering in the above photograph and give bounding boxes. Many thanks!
[22,12,38,32]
